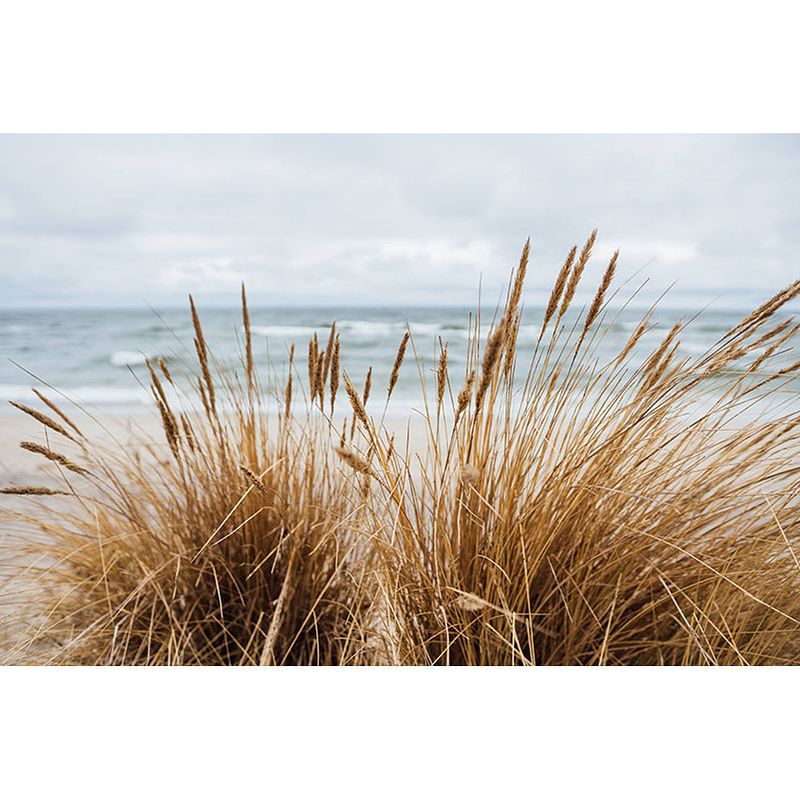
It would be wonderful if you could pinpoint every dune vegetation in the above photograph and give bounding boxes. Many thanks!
[2,231,800,665]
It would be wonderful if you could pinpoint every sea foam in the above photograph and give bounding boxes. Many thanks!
[110,351,150,367]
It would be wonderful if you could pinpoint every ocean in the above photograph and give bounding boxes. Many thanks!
[1,301,798,417]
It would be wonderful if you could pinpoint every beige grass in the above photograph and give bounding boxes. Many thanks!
[1,290,373,665]
[2,232,799,665]
[351,233,800,665]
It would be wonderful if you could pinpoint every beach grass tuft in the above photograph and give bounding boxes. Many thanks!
[2,233,800,665]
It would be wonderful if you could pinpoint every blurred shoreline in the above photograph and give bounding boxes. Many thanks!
[3,302,798,417]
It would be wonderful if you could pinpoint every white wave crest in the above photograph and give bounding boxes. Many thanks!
[251,325,321,338]
[338,320,402,337]
[0,384,153,406]
[110,350,150,367]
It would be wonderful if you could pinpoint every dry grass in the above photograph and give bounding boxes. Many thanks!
[1,289,373,665]
[354,233,800,665]
[2,234,800,665]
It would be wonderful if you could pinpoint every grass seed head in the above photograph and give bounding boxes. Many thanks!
[388,331,410,400]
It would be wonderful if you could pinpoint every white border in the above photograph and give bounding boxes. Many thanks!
[1,2,798,793]
[1,666,797,797]
[1,1,799,132]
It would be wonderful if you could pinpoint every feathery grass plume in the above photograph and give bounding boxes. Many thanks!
[583,250,619,333]
[749,341,782,375]
[503,314,520,381]
[617,316,652,363]
[750,317,795,351]
[455,371,475,421]
[455,593,489,612]
[776,356,800,377]
[475,317,507,413]
[728,279,800,341]
[196,334,217,417]
[706,344,750,373]
[460,464,479,485]
[351,367,373,439]
[284,343,295,417]
[498,232,531,376]
[507,237,530,319]
[334,445,373,476]
[196,375,211,420]
[146,359,169,407]
[147,359,181,457]
[1,486,68,496]
[344,372,370,431]
[330,335,341,415]
[307,334,318,400]
[180,414,196,452]
[647,340,681,390]
[19,442,89,477]
[437,343,449,407]
[314,356,325,409]
[749,322,800,373]
[559,229,597,318]
[387,331,410,400]
[241,284,254,392]
[156,400,181,460]
[643,321,682,378]
[157,357,174,385]
[541,245,576,338]
[190,295,217,418]
[322,322,337,388]
[8,401,78,443]
[239,464,266,495]
[362,366,373,407]
[30,389,83,438]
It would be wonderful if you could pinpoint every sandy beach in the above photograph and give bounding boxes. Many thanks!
[0,406,427,505]
[0,411,170,502]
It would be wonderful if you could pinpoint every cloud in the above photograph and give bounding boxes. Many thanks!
[159,257,247,293]
[0,135,798,307]
[595,240,699,265]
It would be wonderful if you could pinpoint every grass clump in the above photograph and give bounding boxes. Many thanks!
[1,290,372,665]
[2,232,800,665]
[352,234,800,665]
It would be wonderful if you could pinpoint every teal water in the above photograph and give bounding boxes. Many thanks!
[1,302,797,415]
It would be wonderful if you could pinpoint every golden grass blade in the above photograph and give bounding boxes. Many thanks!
[8,401,79,443]
[31,389,83,438]
[388,331,410,400]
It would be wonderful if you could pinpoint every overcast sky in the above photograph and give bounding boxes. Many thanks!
[0,135,798,308]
